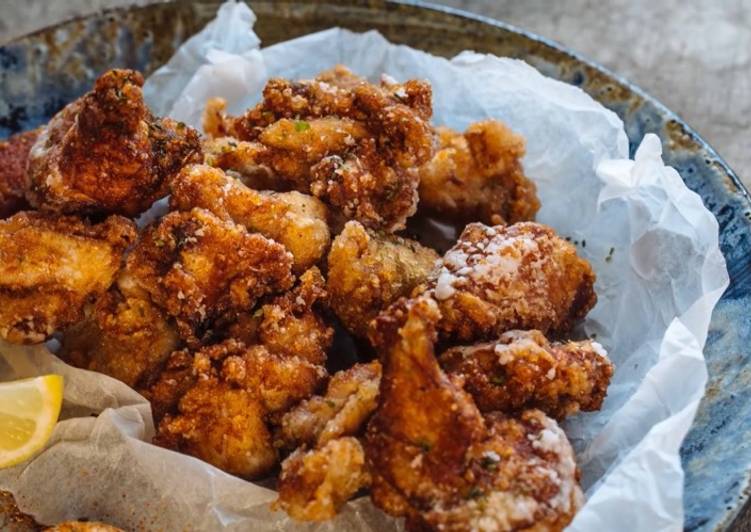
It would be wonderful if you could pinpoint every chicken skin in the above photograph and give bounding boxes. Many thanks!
[170,164,331,273]
[121,208,294,346]
[155,339,327,479]
[203,66,435,231]
[44,522,123,532]
[0,129,39,218]
[327,220,438,338]
[366,297,583,531]
[419,121,539,225]
[419,222,596,343]
[59,288,180,388]
[275,361,381,520]
[0,212,136,344]
[26,69,201,216]
[440,330,613,419]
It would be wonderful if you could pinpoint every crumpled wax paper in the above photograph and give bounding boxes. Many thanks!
[0,2,729,530]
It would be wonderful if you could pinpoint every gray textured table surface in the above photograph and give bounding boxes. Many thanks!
[0,0,748,187]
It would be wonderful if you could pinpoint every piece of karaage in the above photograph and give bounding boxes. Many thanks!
[275,437,371,521]
[414,222,596,343]
[203,66,435,231]
[170,164,331,273]
[59,288,180,388]
[278,360,381,449]
[0,129,39,218]
[0,212,136,344]
[121,208,294,346]
[327,220,438,338]
[26,69,201,216]
[419,121,540,225]
[155,339,326,479]
[275,361,380,521]
[366,296,583,531]
[440,329,613,419]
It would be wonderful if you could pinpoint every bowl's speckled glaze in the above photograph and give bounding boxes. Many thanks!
[0,2,749,530]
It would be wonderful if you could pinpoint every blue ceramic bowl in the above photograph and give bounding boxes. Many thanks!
[1,2,749,530]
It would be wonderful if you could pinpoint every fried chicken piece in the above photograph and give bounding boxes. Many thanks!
[0,129,40,218]
[171,164,331,273]
[26,69,200,216]
[44,522,123,532]
[274,361,381,521]
[275,437,371,521]
[121,208,294,346]
[419,122,539,225]
[155,339,326,479]
[0,212,136,344]
[279,360,382,449]
[420,222,596,342]
[59,288,180,388]
[327,220,438,337]
[366,297,583,531]
[440,330,613,419]
[206,67,435,231]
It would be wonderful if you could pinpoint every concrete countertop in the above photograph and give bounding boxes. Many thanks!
[0,0,748,186]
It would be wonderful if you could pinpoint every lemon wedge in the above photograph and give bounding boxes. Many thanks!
[0,375,63,468]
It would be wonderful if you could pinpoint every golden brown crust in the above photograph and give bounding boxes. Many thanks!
[121,208,294,346]
[0,129,39,218]
[170,164,331,273]
[59,289,180,388]
[155,339,327,479]
[274,437,371,521]
[0,211,136,344]
[419,121,540,225]
[279,360,381,449]
[205,66,435,231]
[26,69,201,216]
[365,297,583,531]
[440,330,613,419]
[327,220,438,338]
[254,267,333,366]
[420,222,596,342]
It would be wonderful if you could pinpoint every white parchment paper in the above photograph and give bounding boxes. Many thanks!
[0,2,729,530]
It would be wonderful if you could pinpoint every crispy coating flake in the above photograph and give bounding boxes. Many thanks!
[366,297,583,531]
[0,129,39,218]
[421,222,596,342]
[205,66,435,231]
[121,208,294,346]
[155,339,327,479]
[440,330,613,419]
[26,69,201,216]
[327,220,438,337]
[275,437,371,521]
[0,212,136,344]
[171,164,331,273]
[279,360,382,449]
[419,121,540,225]
[59,288,179,388]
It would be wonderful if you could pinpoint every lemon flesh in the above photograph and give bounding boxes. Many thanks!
[0,375,63,468]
